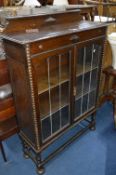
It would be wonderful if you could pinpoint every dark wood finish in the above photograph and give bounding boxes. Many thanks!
[101,66,116,127]
[0,48,19,161]
[3,10,107,173]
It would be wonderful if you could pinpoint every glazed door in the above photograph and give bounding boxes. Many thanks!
[32,47,73,143]
[74,39,104,121]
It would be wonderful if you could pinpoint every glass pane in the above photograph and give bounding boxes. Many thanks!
[90,69,98,90]
[38,49,71,142]
[61,82,70,127]
[49,55,59,87]
[85,45,92,72]
[61,82,70,107]
[52,111,60,134]
[83,72,90,94]
[42,117,51,141]
[82,94,88,113]
[76,75,83,98]
[61,106,69,127]
[92,44,101,68]
[88,90,96,109]
[60,52,70,82]
[74,42,102,119]
[76,48,84,76]
[51,87,59,114]
[36,57,49,93]
[39,92,50,118]
[75,97,82,118]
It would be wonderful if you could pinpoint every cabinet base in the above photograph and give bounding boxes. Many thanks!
[20,113,96,174]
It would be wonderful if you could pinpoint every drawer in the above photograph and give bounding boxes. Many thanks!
[30,34,79,55]
[30,27,106,55]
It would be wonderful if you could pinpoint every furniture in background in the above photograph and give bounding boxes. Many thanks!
[66,4,96,20]
[102,66,116,127]
[3,10,107,174]
[98,23,116,106]
[46,0,96,20]
[0,34,18,162]
[84,0,116,22]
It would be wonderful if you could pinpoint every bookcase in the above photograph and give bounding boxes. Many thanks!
[2,10,107,174]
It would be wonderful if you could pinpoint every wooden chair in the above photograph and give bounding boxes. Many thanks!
[0,54,19,161]
[101,66,116,127]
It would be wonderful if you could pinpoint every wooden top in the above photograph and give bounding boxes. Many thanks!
[2,8,107,44]
[2,20,107,44]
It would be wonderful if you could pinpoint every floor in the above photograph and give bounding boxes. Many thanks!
[0,102,116,175]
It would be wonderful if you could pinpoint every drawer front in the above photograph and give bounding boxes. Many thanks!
[30,28,105,55]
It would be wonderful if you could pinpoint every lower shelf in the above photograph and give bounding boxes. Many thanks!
[20,111,96,174]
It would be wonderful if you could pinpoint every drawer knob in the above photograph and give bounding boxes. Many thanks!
[70,35,79,43]
[38,45,43,49]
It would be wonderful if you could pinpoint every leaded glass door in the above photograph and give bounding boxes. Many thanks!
[74,40,103,121]
[32,47,73,143]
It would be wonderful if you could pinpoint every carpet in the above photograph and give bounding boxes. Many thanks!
[0,102,116,175]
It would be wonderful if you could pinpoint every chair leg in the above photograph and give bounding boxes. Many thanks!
[113,97,116,128]
[0,142,7,162]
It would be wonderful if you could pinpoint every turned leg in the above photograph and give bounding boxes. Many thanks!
[0,142,7,162]
[22,141,29,159]
[90,112,96,131]
[36,153,45,175]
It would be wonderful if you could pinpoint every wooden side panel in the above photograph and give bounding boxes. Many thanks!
[8,57,37,147]
[3,40,26,64]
